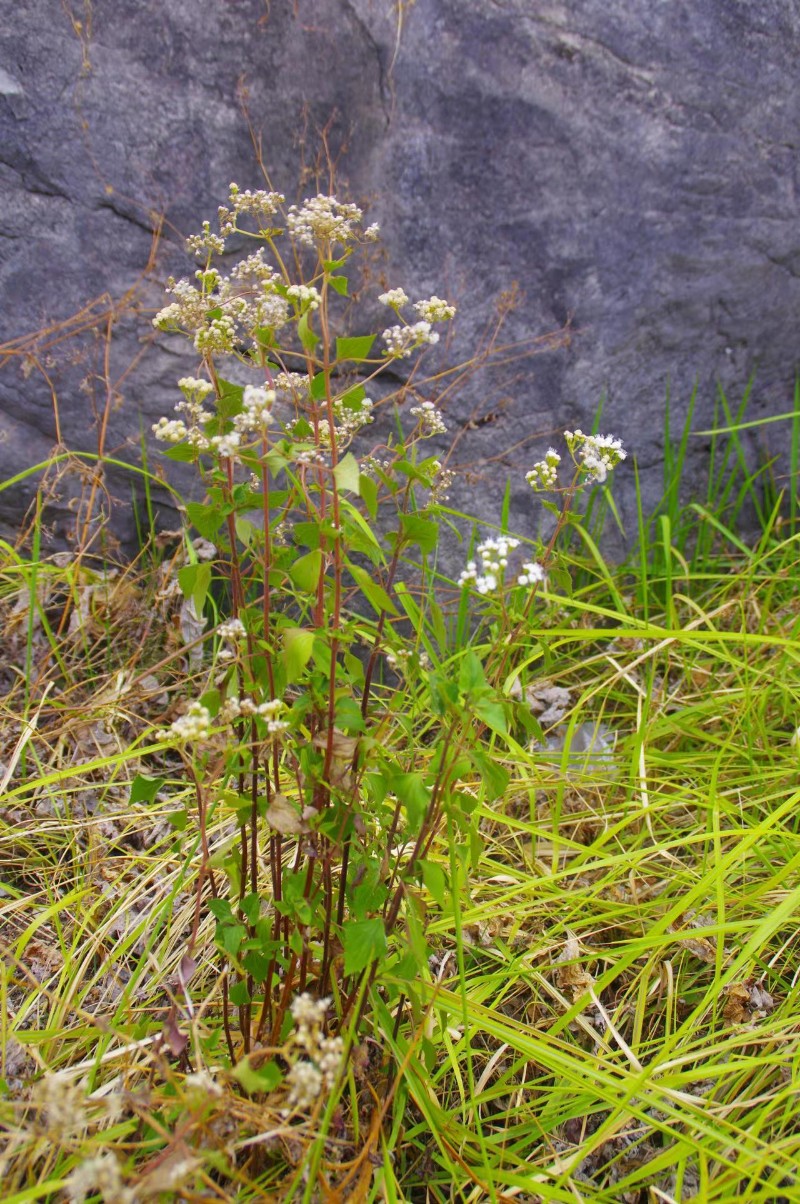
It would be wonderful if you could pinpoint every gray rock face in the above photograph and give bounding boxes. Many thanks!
[2,0,799,557]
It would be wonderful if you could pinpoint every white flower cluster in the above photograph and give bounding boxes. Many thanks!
[230,247,282,289]
[153,259,290,354]
[332,394,374,439]
[156,378,215,449]
[285,1060,323,1111]
[286,284,321,310]
[283,993,345,1115]
[517,561,547,587]
[385,647,410,670]
[219,695,288,735]
[193,312,237,355]
[227,183,285,217]
[217,618,246,642]
[152,416,188,444]
[286,194,364,247]
[378,287,409,307]
[177,377,214,402]
[274,371,310,398]
[184,1069,223,1099]
[414,295,456,322]
[186,220,226,257]
[526,447,561,491]
[359,454,393,477]
[427,459,454,504]
[382,321,440,358]
[233,384,276,436]
[153,276,208,333]
[295,447,326,466]
[210,431,241,458]
[565,430,627,484]
[458,535,520,595]
[217,183,285,235]
[161,701,212,744]
[153,379,277,461]
[410,400,447,435]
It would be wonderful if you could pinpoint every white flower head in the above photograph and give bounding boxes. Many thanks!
[217,618,246,642]
[526,447,561,492]
[518,561,547,588]
[564,430,627,484]
[414,295,456,322]
[457,535,520,595]
[382,321,440,358]
[160,701,212,744]
[287,194,363,247]
[410,399,447,436]
[210,431,242,459]
[378,287,409,308]
[152,417,188,444]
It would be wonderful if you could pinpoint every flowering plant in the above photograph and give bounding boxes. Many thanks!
[150,180,625,1116]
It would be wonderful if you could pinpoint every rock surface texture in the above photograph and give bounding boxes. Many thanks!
[1,0,799,552]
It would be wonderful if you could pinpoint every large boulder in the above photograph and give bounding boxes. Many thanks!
[1,0,798,556]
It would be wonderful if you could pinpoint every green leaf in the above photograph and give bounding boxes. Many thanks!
[458,649,486,695]
[289,548,323,594]
[343,917,387,975]
[340,502,384,563]
[428,671,459,716]
[394,459,432,485]
[129,773,164,805]
[334,697,367,734]
[329,274,349,296]
[340,384,366,408]
[419,859,447,908]
[264,448,289,476]
[394,772,431,835]
[240,892,261,926]
[473,697,508,737]
[297,312,318,351]
[186,501,227,541]
[335,334,376,362]
[292,521,321,550]
[178,562,212,614]
[220,923,246,958]
[282,627,315,683]
[232,1056,283,1095]
[242,950,272,983]
[469,749,509,801]
[333,452,360,494]
[347,560,399,616]
[359,472,378,520]
[254,326,277,349]
[163,442,198,463]
[207,898,234,923]
[309,372,328,401]
[216,378,244,419]
[400,514,439,554]
[229,980,251,1006]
